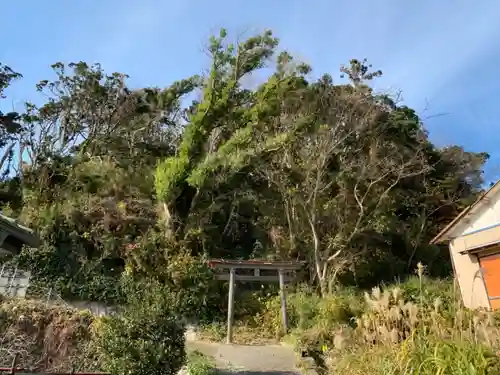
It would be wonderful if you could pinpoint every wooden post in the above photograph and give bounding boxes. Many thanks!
[278,269,288,333]
[227,267,236,344]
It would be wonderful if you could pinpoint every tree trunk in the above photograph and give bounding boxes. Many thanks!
[309,215,328,296]
[162,202,175,239]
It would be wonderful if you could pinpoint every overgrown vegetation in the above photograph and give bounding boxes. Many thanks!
[0,298,93,372]
[91,279,186,375]
[0,28,494,373]
[186,351,217,375]
[199,267,500,374]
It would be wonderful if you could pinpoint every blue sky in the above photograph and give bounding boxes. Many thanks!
[3,0,500,181]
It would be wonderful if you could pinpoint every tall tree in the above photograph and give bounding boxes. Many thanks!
[256,62,433,294]
[0,63,23,178]
[154,30,310,246]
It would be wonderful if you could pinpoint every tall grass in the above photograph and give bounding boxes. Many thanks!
[330,282,500,375]
[294,265,500,374]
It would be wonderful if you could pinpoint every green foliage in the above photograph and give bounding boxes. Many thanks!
[155,157,189,202]
[122,231,221,323]
[1,27,496,375]
[0,63,23,177]
[260,286,359,338]
[15,156,157,302]
[334,334,499,375]
[153,28,310,242]
[395,333,497,375]
[0,27,490,309]
[391,275,456,312]
[187,351,217,375]
[0,63,22,97]
[93,280,186,375]
[16,208,125,302]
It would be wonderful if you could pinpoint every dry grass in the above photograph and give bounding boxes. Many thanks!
[0,297,96,372]
[197,322,279,345]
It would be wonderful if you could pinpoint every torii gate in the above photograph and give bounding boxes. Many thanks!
[208,259,305,344]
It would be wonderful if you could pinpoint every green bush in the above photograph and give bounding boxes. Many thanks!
[93,279,186,375]
[259,284,360,338]
[123,232,222,324]
[187,351,217,375]
[391,276,456,310]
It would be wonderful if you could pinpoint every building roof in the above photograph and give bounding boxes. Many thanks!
[0,213,40,248]
[430,180,500,244]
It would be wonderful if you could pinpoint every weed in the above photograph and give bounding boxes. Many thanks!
[187,351,217,375]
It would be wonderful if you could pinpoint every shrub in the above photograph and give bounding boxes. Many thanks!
[93,279,186,375]
[123,232,221,324]
[392,275,456,312]
[259,284,359,338]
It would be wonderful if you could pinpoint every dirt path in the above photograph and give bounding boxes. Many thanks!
[187,340,303,375]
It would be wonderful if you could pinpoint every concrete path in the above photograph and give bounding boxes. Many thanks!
[187,340,302,375]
